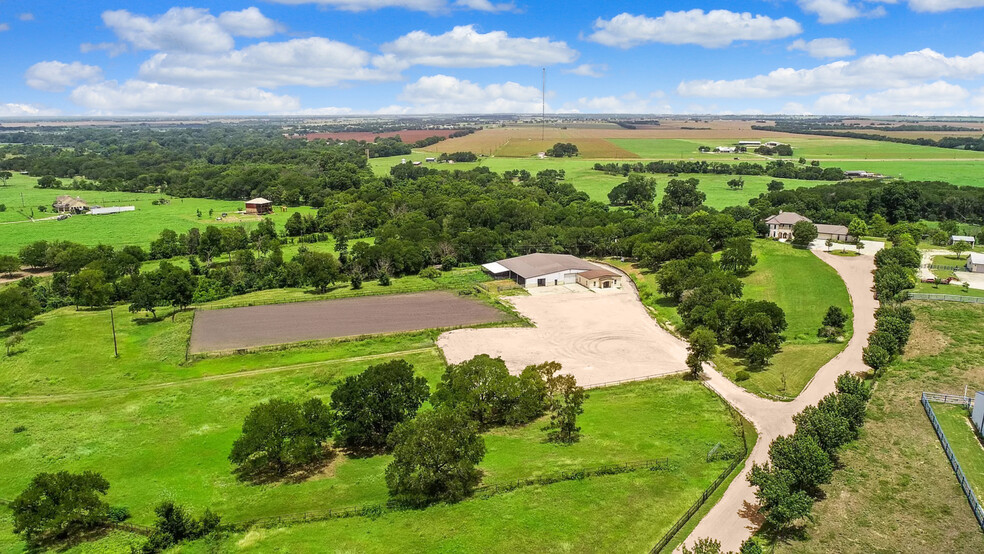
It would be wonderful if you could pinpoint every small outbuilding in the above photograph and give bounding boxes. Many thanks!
[576,269,622,290]
[951,235,977,247]
[968,252,984,273]
[972,391,984,434]
[245,197,273,215]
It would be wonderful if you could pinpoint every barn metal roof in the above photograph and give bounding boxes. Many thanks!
[497,253,599,279]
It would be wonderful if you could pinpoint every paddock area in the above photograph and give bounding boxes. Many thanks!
[189,291,507,353]
[438,274,689,387]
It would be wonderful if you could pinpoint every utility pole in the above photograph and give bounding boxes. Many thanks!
[110,308,119,358]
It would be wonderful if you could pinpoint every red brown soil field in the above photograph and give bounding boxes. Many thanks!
[304,129,461,142]
[420,121,805,155]
[189,291,508,353]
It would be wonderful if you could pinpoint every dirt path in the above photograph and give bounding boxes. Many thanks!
[0,347,436,404]
[679,250,877,552]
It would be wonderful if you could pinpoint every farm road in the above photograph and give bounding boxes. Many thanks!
[680,249,877,552]
[0,347,436,404]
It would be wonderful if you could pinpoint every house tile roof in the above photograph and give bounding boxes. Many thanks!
[764,212,811,225]
[497,253,599,279]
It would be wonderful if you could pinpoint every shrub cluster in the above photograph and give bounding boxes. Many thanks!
[748,373,872,533]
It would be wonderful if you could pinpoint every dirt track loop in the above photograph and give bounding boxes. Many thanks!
[189,291,506,354]
[438,274,690,387]
[679,249,878,552]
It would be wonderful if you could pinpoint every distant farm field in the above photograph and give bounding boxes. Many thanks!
[304,129,460,142]
[0,173,316,255]
[494,137,638,159]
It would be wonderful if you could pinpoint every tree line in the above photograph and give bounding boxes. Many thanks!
[751,123,984,152]
[593,160,846,181]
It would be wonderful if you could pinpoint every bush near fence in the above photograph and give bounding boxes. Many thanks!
[921,393,984,532]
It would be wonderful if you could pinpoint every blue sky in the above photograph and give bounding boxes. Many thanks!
[2,0,984,116]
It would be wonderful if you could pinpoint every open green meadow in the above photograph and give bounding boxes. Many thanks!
[780,302,984,553]
[0,173,317,256]
[369,154,834,208]
[610,240,851,399]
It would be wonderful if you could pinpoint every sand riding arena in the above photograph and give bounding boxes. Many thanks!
[438,278,689,387]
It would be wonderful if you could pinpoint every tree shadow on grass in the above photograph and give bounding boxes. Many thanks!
[303,285,347,296]
[1,320,43,338]
[23,525,114,554]
[234,449,340,486]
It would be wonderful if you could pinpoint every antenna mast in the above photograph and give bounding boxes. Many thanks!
[541,67,545,141]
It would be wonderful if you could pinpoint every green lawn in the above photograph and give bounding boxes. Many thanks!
[609,241,852,399]
[912,282,984,298]
[780,302,984,553]
[932,403,984,501]
[0,375,743,552]
[0,173,317,255]
[0,267,492,396]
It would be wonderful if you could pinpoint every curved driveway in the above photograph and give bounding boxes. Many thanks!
[679,250,877,552]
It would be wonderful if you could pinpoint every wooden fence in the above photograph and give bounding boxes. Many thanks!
[649,427,750,553]
[921,393,984,532]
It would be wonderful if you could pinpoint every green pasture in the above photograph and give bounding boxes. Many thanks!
[0,173,315,256]
[912,282,984,298]
[369,154,832,208]
[610,240,852,399]
[0,368,742,551]
[782,302,984,553]
[0,267,491,396]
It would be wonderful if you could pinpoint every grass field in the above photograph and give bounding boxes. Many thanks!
[912,282,984,297]
[0,369,743,552]
[932,403,984,500]
[369,154,834,208]
[779,302,984,553]
[0,173,316,255]
[0,268,491,396]
[494,137,639,159]
[609,241,851,399]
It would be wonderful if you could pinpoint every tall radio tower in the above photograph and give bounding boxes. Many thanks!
[541,67,546,141]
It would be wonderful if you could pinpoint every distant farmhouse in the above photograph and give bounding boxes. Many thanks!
[245,197,273,215]
[844,170,887,179]
[764,211,853,242]
[968,252,984,274]
[52,195,88,214]
[482,253,622,289]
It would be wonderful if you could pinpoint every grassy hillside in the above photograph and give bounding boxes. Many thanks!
[780,302,984,553]
[0,173,316,255]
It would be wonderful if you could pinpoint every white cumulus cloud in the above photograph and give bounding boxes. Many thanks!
[788,38,855,58]
[560,92,669,114]
[19,13,34,22]
[811,81,971,114]
[139,37,391,88]
[908,0,984,11]
[102,7,282,53]
[389,74,545,113]
[25,61,104,92]
[587,10,802,49]
[677,48,984,97]
[266,0,506,12]
[376,25,577,70]
[563,64,607,78]
[69,80,300,115]
[0,103,60,116]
